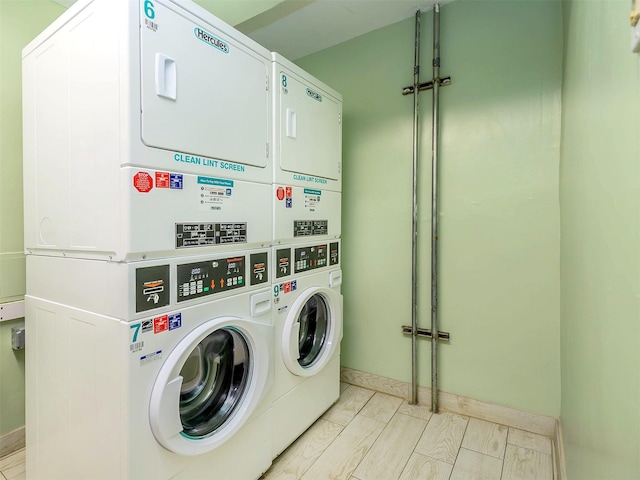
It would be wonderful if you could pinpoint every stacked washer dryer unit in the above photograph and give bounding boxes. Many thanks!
[270,53,344,457]
[23,1,275,478]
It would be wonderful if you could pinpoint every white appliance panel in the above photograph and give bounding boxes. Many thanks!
[25,166,272,261]
[141,0,270,168]
[273,184,341,244]
[269,240,342,457]
[276,69,341,180]
[26,293,274,479]
[272,53,342,193]
[26,248,273,321]
[22,0,272,260]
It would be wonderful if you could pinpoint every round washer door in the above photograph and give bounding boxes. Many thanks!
[282,286,342,377]
[149,317,269,456]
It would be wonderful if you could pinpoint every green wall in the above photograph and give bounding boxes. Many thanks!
[561,1,640,478]
[0,0,65,436]
[297,0,563,417]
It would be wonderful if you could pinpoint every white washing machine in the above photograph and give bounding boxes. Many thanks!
[22,0,273,261]
[270,240,342,457]
[271,53,342,244]
[25,248,274,479]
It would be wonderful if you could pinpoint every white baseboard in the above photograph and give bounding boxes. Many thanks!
[0,426,25,458]
[340,367,556,437]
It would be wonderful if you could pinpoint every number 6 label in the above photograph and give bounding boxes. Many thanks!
[144,0,155,19]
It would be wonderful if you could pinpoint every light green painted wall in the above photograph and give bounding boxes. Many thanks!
[297,0,562,417]
[0,0,65,436]
[561,1,640,478]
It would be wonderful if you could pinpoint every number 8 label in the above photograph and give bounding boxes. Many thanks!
[281,74,287,88]
[144,0,155,19]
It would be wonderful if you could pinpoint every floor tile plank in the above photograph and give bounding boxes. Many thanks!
[262,419,344,479]
[0,449,25,480]
[301,414,385,480]
[415,412,469,464]
[461,418,508,459]
[352,413,428,480]
[501,444,553,480]
[397,401,433,422]
[358,392,403,424]
[507,428,552,455]
[398,452,453,480]
[322,385,375,426]
[450,448,503,480]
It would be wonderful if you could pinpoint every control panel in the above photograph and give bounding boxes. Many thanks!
[276,248,291,279]
[294,244,328,273]
[293,220,328,237]
[177,255,245,302]
[136,265,171,313]
[250,252,269,285]
[176,222,247,248]
[330,241,339,265]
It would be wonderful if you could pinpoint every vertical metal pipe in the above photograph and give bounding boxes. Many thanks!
[430,3,441,413]
[410,9,421,406]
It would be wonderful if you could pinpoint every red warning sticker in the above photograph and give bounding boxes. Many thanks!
[285,186,292,198]
[133,172,153,193]
[153,315,168,334]
[156,171,170,188]
[276,186,285,201]
[284,282,291,293]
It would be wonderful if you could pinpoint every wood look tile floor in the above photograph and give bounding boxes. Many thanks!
[262,384,554,480]
[0,384,553,480]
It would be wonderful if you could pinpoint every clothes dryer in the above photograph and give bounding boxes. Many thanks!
[25,248,274,479]
[270,240,342,457]
[271,53,342,244]
[22,0,273,261]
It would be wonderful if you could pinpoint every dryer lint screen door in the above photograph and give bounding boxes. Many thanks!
[278,73,341,180]
[140,0,269,168]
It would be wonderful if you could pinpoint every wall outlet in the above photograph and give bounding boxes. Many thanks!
[11,326,25,350]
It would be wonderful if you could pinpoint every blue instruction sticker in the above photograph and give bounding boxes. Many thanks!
[170,173,183,189]
[169,313,182,331]
[285,198,293,208]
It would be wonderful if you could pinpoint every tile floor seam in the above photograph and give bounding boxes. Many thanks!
[396,415,431,480]
[450,415,471,467]
[498,449,506,480]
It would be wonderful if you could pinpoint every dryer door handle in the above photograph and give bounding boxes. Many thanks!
[286,109,297,139]
[251,290,271,316]
[156,53,177,100]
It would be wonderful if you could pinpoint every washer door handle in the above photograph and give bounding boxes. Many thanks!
[289,321,301,360]
[150,376,184,440]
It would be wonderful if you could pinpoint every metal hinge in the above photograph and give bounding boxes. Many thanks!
[401,76,452,95]
[266,143,269,158]
[401,325,450,341]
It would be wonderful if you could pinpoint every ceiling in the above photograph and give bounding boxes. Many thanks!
[51,0,444,60]
[236,0,442,60]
